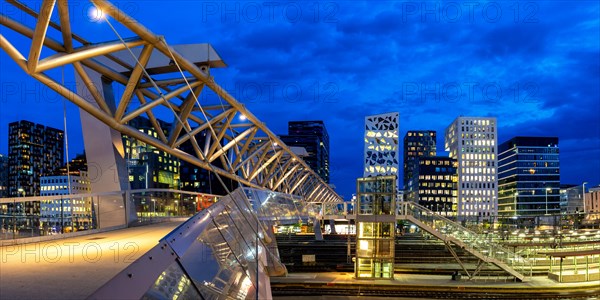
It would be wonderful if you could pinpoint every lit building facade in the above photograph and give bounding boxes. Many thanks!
[498,137,560,217]
[55,153,88,177]
[0,154,8,198]
[585,187,600,221]
[7,120,64,197]
[364,112,399,181]
[179,133,237,196]
[7,120,64,216]
[407,156,458,216]
[403,130,436,191]
[123,116,180,190]
[355,175,396,279]
[445,117,497,220]
[280,121,330,183]
[40,172,92,229]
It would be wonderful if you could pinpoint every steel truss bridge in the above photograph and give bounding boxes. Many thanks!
[0,0,341,204]
[1,1,341,298]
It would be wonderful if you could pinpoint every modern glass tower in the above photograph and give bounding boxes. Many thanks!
[403,130,436,190]
[0,154,8,198]
[280,121,330,183]
[364,112,399,181]
[445,117,498,221]
[498,137,560,217]
[8,120,64,198]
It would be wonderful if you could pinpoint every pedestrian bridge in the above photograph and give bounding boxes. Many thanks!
[0,0,530,298]
[0,187,326,299]
[0,188,532,299]
[1,0,342,298]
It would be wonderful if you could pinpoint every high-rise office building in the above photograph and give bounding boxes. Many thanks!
[498,137,560,217]
[280,121,330,183]
[8,120,64,198]
[364,112,400,180]
[445,117,497,220]
[407,156,458,216]
[0,154,8,198]
[123,116,180,190]
[403,130,436,190]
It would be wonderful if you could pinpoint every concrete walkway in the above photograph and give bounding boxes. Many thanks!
[0,222,181,300]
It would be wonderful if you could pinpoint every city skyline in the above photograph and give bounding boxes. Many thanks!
[1,3,599,299]
[1,1,598,199]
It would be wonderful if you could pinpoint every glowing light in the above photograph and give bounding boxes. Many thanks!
[88,6,106,22]
[239,114,247,121]
[359,240,369,250]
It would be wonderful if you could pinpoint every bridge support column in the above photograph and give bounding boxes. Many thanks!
[75,66,135,228]
[313,219,323,241]
[329,219,337,234]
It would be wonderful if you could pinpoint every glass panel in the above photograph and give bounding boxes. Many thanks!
[356,239,373,257]
[142,261,200,300]
[359,195,374,215]
[376,240,393,257]
[356,258,372,278]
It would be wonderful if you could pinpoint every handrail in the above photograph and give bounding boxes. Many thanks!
[398,201,533,280]
[89,187,302,299]
[0,188,221,204]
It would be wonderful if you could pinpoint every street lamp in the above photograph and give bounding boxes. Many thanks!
[545,187,552,215]
[151,199,156,217]
[582,182,588,214]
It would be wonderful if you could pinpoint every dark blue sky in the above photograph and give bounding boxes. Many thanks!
[1,1,599,199]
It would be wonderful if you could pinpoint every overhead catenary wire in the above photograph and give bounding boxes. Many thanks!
[62,65,74,230]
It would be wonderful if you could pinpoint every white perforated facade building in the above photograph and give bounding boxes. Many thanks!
[364,112,400,181]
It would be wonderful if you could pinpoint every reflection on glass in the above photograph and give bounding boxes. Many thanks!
[143,261,200,300]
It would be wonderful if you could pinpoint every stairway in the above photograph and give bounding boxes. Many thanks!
[397,202,531,281]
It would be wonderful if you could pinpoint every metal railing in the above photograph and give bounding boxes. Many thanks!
[398,201,532,279]
[90,187,306,299]
[0,189,220,242]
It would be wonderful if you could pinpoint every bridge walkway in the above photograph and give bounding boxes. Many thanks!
[0,222,182,300]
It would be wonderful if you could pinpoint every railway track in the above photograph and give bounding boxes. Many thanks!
[275,233,596,277]
[271,283,600,299]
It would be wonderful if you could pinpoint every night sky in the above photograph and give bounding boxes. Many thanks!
[1,1,599,199]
